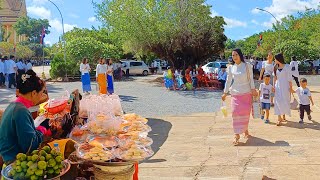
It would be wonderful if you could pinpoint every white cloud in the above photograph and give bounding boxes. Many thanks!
[210,10,219,17]
[27,6,51,19]
[69,13,80,19]
[251,20,259,25]
[45,40,52,45]
[64,24,77,32]
[224,17,247,28]
[50,18,77,33]
[252,0,320,27]
[88,17,97,22]
[210,10,247,28]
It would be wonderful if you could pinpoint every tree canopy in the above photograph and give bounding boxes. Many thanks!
[95,0,227,67]
[231,8,320,63]
[14,16,50,43]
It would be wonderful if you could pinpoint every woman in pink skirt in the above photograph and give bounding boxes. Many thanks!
[222,48,258,145]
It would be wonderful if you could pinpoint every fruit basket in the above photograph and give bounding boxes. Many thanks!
[1,160,71,180]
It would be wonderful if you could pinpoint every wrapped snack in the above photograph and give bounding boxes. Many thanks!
[87,136,119,148]
[87,114,121,135]
[77,143,113,162]
[120,144,154,161]
[123,113,148,124]
[123,121,152,134]
[70,126,89,143]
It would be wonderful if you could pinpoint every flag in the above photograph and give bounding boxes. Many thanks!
[257,34,263,47]
[40,26,46,45]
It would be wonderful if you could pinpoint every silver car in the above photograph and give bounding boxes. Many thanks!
[121,60,149,76]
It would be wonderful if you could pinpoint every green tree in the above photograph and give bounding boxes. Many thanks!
[95,0,227,67]
[14,16,50,43]
[0,42,33,58]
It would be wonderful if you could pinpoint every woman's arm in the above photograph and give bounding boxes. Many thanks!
[259,68,265,80]
[223,66,232,94]
[15,109,43,154]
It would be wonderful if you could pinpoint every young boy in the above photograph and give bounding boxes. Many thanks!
[259,73,273,123]
[296,78,314,123]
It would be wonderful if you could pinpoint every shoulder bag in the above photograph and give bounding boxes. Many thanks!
[245,63,261,119]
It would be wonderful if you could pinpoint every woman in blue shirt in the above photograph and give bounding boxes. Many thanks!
[0,70,50,165]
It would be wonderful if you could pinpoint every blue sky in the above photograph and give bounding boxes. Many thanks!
[25,0,320,45]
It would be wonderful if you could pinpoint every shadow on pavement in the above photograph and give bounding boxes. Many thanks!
[119,95,138,102]
[282,120,320,131]
[46,83,65,94]
[176,90,222,99]
[142,118,172,163]
[238,136,290,147]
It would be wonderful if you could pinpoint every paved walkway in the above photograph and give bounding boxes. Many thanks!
[140,85,320,180]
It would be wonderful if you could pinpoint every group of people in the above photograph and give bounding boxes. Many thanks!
[222,49,315,145]
[79,57,115,95]
[164,64,227,91]
[0,55,33,89]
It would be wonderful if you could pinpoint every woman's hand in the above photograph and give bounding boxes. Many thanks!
[251,89,258,97]
[221,93,227,101]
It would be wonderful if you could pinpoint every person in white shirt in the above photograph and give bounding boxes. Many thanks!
[0,57,4,87]
[222,48,257,145]
[190,67,198,88]
[6,55,17,88]
[295,78,314,123]
[80,58,92,94]
[106,58,114,94]
[274,53,294,126]
[289,56,300,87]
[96,58,107,94]
[26,60,33,70]
[217,65,227,89]
[259,52,274,81]
[259,74,273,124]
[16,59,26,82]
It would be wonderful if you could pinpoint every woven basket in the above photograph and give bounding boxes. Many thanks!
[94,165,134,180]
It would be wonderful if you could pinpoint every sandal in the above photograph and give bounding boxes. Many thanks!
[233,135,240,146]
[276,120,282,126]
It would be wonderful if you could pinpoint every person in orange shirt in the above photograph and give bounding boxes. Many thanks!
[185,65,192,83]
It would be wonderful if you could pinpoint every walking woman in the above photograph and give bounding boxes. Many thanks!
[80,58,92,94]
[96,58,107,94]
[106,58,114,94]
[274,53,294,126]
[289,56,300,87]
[259,52,275,104]
[221,48,257,145]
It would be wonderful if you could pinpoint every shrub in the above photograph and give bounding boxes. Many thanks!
[50,53,78,79]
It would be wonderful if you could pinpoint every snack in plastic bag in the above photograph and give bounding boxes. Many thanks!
[221,101,228,118]
[77,143,113,161]
[120,144,153,161]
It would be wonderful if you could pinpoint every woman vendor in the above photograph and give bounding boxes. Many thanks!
[0,70,51,166]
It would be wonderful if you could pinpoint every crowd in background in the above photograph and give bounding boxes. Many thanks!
[163,64,227,91]
[0,55,33,89]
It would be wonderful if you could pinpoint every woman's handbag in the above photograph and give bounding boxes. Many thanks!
[290,94,299,110]
[245,63,261,119]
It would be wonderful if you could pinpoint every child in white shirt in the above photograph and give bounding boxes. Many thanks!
[296,78,314,123]
[259,73,273,123]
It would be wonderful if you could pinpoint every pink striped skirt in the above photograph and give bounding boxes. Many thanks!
[231,93,252,134]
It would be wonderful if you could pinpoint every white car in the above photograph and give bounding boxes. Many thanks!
[202,61,228,74]
[120,60,149,76]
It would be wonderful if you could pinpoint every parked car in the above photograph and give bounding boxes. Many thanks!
[202,61,228,74]
[120,60,149,76]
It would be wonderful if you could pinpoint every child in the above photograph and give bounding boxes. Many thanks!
[295,78,314,123]
[259,73,273,123]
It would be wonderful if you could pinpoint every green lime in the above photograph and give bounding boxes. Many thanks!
[37,161,47,170]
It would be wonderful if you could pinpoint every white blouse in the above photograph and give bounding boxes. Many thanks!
[107,65,114,76]
[224,62,255,95]
[96,64,107,77]
[262,61,274,75]
[80,63,90,75]
[289,61,299,77]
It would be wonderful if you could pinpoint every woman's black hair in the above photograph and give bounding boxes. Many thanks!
[232,48,245,63]
[291,56,297,61]
[17,70,45,95]
[275,53,285,64]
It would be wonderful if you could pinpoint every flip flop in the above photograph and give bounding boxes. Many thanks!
[233,135,240,146]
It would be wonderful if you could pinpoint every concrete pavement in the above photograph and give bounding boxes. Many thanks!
[140,85,320,180]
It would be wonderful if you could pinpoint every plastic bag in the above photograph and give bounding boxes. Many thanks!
[290,95,299,110]
[252,97,261,119]
[221,101,228,118]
